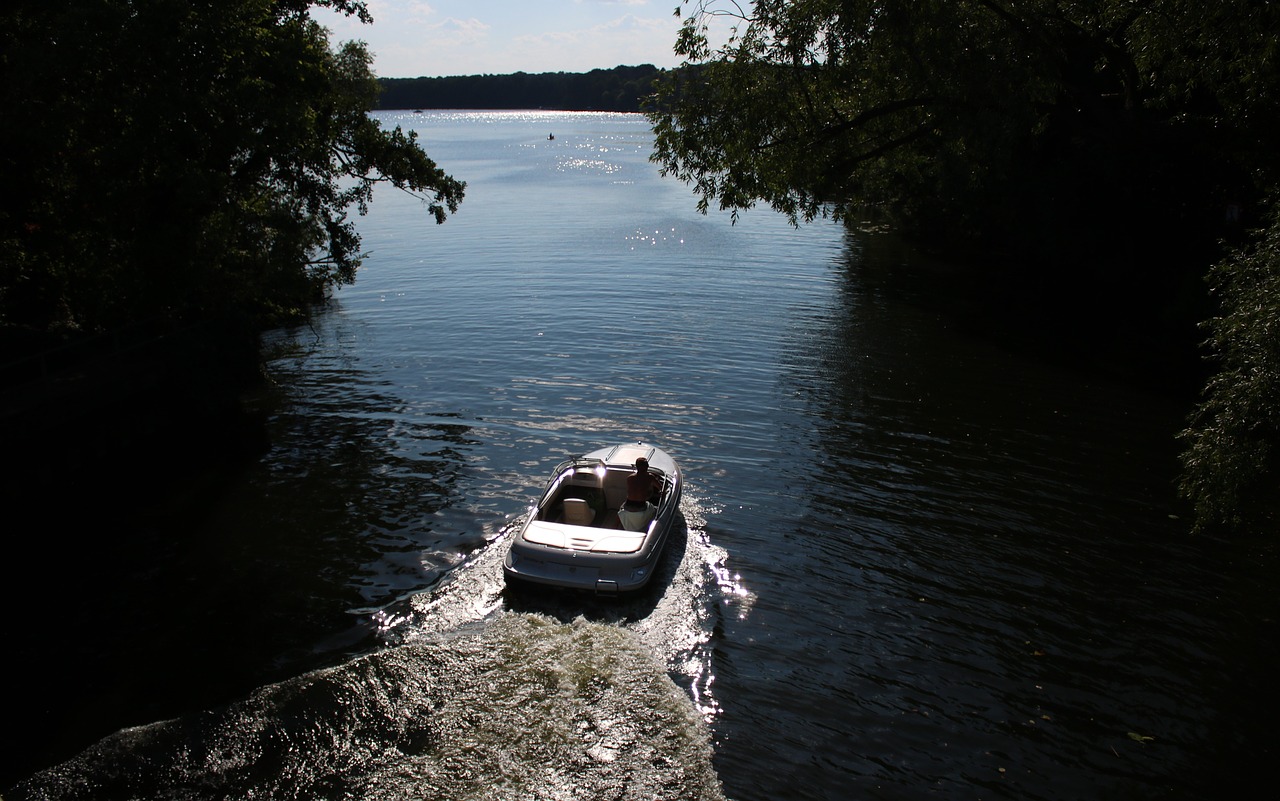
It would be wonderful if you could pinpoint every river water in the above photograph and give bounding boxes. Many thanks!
[8,111,1277,800]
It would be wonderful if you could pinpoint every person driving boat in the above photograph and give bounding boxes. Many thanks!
[618,457,660,531]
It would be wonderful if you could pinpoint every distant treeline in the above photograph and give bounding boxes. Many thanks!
[375,64,661,112]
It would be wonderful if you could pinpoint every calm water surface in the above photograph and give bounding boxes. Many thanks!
[10,111,1277,800]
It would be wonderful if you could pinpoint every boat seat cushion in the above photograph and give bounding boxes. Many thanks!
[562,497,595,526]
[602,472,631,510]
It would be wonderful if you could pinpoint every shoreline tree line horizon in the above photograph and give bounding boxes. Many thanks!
[1,0,1275,537]
[373,65,662,113]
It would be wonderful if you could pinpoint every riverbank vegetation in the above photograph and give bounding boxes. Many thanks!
[649,0,1279,536]
[2,0,463,337]
[1178,205,1280,535]
[1,0,462,500]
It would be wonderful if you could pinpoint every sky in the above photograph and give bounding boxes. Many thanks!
[313,0,730,79]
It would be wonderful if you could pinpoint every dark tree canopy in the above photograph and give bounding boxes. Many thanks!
[651,0,1277,258]
[0,0,464,334]
[1178,205,1280,535]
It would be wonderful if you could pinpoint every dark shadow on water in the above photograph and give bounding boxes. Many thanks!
[840,226,1209,398]
[1,330,475,791]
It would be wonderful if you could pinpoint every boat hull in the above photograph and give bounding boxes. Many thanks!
[503,442,682,593]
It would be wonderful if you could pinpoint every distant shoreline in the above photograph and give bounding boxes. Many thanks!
[375,64,661,114]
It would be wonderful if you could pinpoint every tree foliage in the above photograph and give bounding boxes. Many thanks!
[1179,207,1280,534]
[650,0,1278,253]
[0,0,464,333]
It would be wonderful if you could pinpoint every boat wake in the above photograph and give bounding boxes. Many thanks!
[10,494,739,801]
[405,489,744,716]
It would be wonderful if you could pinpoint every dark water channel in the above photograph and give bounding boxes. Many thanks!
[6,111,1277,800]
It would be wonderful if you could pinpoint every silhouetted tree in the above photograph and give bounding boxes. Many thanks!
[1180,206,1280,534]
[0,0,464,334]
[652,1,1275,247]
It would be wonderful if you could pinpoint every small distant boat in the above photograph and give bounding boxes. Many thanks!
[504,442,683,594]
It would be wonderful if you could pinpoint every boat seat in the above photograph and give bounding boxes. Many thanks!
[602,473,631,511]
[562,497,595,526]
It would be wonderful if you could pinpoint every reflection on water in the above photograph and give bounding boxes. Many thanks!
[701,225,1273,801]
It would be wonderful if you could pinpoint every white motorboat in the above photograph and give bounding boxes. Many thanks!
[503,442,683,593]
